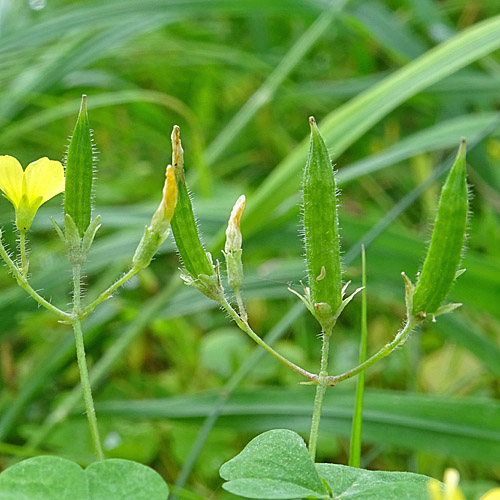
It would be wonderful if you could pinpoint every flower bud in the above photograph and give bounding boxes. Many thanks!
[412,140,468,317]
[225,195,245,254]
[224,195,245,291]
[133,165,178,269]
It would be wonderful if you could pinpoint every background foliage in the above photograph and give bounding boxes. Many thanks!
[0,0,499,498]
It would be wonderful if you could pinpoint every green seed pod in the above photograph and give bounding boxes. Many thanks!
[64,95,94,237]
[303,117,342,320]
[412,140,468,317]
[169,126,215,278]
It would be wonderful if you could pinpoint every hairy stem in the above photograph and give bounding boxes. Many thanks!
[220,297,316,382]
[234,288,247,323]
[19,230,28,278]
[0,236,69,320]
[326,318,421,386]
[308,328,331,461]
[80,267,138,319]
[72,264,104,461]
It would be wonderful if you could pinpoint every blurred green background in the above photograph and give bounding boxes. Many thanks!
[0,0,499,498]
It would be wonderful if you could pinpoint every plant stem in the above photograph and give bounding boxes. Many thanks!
[19,230,28,277]
[233,288,247,323]
[220,297,316,382]
[72,263,104,461]
[0,236,70,320]
[349,245,368,467]
[308,328,331,462]
[326,317,421,386]
[79,267,138,319]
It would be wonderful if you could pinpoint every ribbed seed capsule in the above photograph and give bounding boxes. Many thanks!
[169,126,215,278]
[303,117,342,320]
[412,140,468,317]
[64,95,94,237]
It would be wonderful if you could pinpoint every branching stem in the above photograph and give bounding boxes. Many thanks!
[0,236,70,320]
[308,327,331,462]
[72,263,104,461]
[80,267,138,319]
[219,297,316,382]
[326,317,421,386]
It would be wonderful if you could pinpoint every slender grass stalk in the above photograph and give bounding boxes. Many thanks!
[349,245,368,468]
[171,303,304,499]
[204,0,351,166]
[71,263,104,461]
[308,327,332,461]
[28,278,182,450]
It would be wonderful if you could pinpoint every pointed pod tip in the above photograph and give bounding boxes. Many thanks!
[456,137,467,159]
[308,116,317,128]
[171,124,180,142]
[453,138,467,173]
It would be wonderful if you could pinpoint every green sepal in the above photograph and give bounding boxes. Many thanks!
[64,95,94,237]
[412,140,469,317]
[64,213,83,265]
[132,225,169,270]
[434,302,462,318]
[50,217,66,244]
[55,214,101,266]
[15,194,42,232]
[224,249,244,291]
[302,117,342,326]
[81,215,101,257]
[180,258,224,301]
[289,280,362,332]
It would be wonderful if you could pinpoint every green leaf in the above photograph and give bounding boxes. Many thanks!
[86,459,169,500]
[64,94,94,236]
[220,429,329,499]
[0,456,87,500]
[316,463,432,500]
[0,457,169,500]
[98,388,500,465]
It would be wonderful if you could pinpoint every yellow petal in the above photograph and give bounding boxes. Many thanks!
[443,469,466,500]
[427,479,444,500]
[480,488,500,500]
[0,155,24,207]
[24,157,65,205]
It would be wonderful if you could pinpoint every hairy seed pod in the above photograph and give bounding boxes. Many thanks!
[303,117,342,318]
[412,140,468,316]
[64,95,94,236]
[169,126,215,278]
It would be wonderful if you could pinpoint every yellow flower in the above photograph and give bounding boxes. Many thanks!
[0,155,65,231]
[428,469,500,500]
[480,489,500,500]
